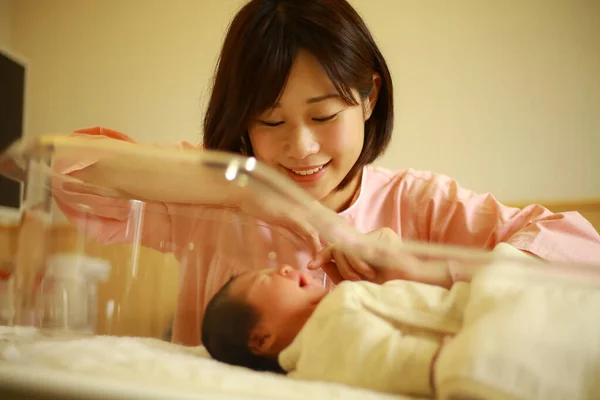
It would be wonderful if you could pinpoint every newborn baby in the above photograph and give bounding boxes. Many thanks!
[201,265,470,397]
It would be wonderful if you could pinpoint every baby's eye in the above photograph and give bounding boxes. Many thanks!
[313,112,340,122]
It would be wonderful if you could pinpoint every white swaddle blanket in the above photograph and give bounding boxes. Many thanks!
[435,247,600,400]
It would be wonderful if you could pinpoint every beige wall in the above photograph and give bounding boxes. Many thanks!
[358,0,600,204]
[0,0,12,49]
[8,0,600,203]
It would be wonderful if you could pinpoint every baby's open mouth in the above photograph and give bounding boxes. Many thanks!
[299,274,309,288]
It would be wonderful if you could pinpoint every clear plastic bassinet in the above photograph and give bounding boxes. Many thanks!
[1,134,600,400]
[0,133,599,343]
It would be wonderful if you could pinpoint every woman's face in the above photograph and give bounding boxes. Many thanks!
[248,50,375,212]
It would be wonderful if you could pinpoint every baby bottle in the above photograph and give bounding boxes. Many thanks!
[36,254,111,333]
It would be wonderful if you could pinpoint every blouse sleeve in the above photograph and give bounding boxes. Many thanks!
[414,173,600,265]
[51,126,194,252]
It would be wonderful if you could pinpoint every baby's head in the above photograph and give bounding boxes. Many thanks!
[202,265,328,372]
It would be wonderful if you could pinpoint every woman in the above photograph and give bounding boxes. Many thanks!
[48,0,600,345]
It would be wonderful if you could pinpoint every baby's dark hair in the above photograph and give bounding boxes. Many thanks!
[201,277,284,373]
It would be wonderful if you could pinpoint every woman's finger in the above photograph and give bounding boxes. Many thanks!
[290,216,321,255]
[307,245,333,270]
[245,197,322,256]
[309,245,373,281]
[279,202,322,255]
[345,253,376,280]
[332,247,362,281]
[321,261,344,285]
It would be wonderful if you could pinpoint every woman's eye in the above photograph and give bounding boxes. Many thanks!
[313,112,340,122]
[259,120,284,127]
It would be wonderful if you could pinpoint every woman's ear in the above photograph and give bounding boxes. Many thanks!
[363,73,381,121]
[240,133,250,156]
[248,325,277,355]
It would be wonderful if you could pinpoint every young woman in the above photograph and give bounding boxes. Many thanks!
[50,0,600,346]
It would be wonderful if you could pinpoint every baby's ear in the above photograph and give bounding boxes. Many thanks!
[248,327,277,355]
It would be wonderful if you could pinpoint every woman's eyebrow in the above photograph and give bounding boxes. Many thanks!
[305,94,339,104]
[273,93,339,108]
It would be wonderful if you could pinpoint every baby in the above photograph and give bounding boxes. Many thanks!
[201,265,470,397]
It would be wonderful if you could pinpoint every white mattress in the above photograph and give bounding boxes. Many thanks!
[0,326,420,400]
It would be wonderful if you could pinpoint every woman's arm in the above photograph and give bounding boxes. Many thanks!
[50,127,221,251]
[416,173,600,266]
[67,154,245,206]
[52,127,321,253]
[310,171,600,287]
[56,127,244,206]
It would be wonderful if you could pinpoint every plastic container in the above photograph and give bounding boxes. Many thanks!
[36,254,110,333]
[0,262,14,325]
[0,134,598,343]
[0,134,600,400]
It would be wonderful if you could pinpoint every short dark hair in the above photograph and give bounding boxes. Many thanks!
[201,277,284,373]
[203,0,394,188]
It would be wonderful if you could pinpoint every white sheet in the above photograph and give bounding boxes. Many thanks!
[0,326,420,400]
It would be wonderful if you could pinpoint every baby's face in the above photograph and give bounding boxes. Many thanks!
[228,265,328,354]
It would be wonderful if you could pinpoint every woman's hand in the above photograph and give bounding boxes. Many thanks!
[307,227,417,284]
[307,227,453,287]
[237,195,323,255]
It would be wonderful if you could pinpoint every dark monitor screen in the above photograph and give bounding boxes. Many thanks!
[0,50,25,209]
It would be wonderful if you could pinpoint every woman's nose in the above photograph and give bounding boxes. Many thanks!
[284,126,319,160]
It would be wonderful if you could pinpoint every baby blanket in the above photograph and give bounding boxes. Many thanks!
[435,256,600,400]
